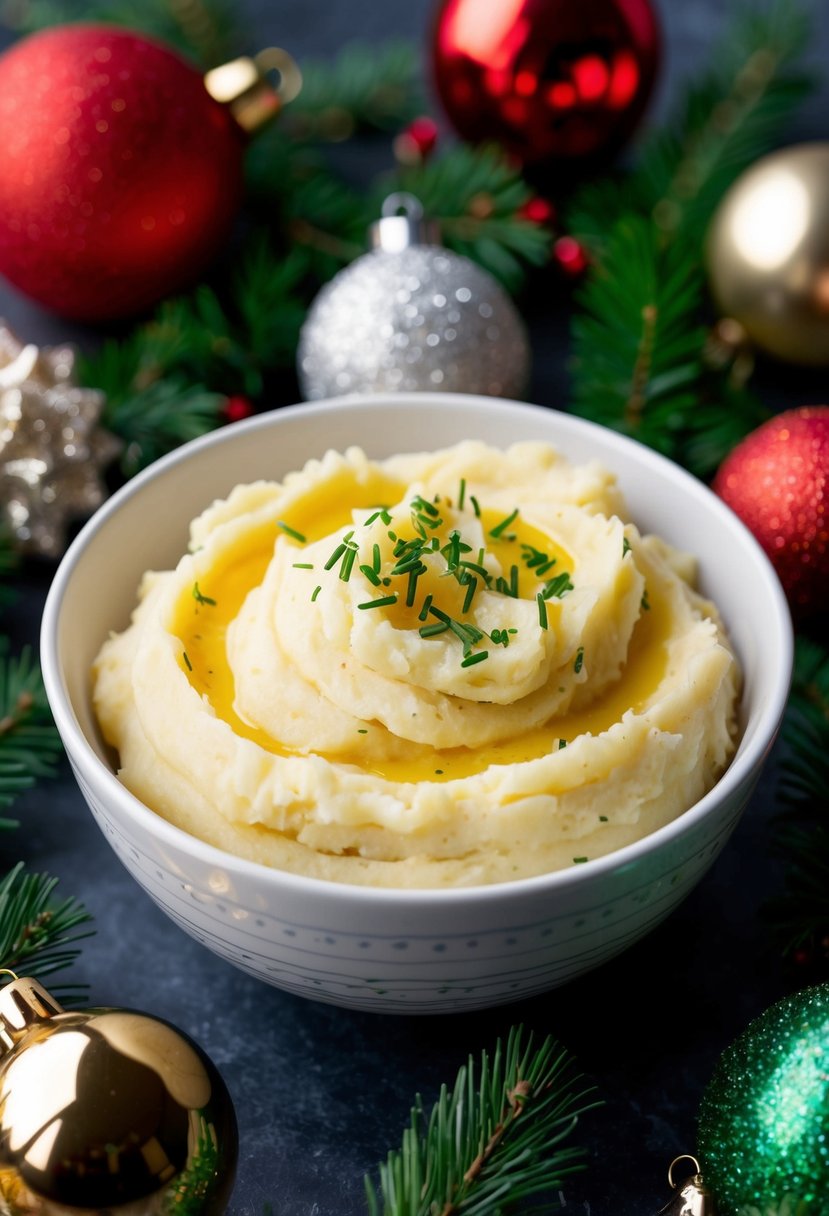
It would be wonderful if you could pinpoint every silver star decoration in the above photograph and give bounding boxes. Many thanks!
[0,322,121,557]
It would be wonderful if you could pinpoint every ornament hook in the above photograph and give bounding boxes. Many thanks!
[371,192,440,252]
[654,1155,717,1216]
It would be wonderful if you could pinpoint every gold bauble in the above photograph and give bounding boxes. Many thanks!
[0,976,237,1215]
[706,142,829,366]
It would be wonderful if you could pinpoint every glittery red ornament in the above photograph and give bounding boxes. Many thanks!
[431,0,660,171]
[713,406,829,617]
[0,24,246,322]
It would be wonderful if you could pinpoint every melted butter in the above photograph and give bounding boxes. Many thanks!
[174,476,669,785]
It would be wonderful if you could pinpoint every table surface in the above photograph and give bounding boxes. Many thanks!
[3,2,829,1213]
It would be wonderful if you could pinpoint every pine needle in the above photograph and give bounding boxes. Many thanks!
[764,635,829,970]
[364,1025,598,1215]
[0,645,63,828]
[0,862,93,994]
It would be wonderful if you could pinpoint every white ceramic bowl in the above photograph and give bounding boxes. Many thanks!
[41,394,792,1014]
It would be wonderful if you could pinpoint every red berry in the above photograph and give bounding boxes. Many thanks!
[393,116,439,164]
[519,196,557,226]
[713,406,829,617]
[224,395,254,423]
[553,235,589,277]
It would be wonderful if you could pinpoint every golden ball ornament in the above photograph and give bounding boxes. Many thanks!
[706,142,829,366]
[0,975,237,1215]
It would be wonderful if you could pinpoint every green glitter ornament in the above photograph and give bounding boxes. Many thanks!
[697,984,829,1215]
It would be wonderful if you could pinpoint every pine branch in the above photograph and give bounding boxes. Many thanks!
[385,145,553,292]
[285,40,424,139]
[0,862,93,993]
[2,0,240,66]
[0,645,63,828]
[764,635,829,972]
[567,0,810,478]
[364,1025,598,1216]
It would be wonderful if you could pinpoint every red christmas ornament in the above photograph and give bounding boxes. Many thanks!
[713,406,829,617]
[0,25,247,322]
[432,0,660,172]
[394,115,440,164]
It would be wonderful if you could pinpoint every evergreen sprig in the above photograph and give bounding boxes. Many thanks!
[286,41,425,139]
[2,0,239,66]
[385,144,553,291]
[364,1025,597,1215]
[568,0,812,479]
[764,636,829,971]
[0,862,93,992]
[0,645,63,828]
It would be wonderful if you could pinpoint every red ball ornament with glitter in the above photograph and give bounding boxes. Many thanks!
[432,0,660,171]
[713,406,829,618]
[0,25,247,321]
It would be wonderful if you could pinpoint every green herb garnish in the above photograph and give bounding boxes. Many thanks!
[277,520,307,543]
[359,594,398,610]
[489,507,519,540]
[574,646,584,673]
[192,582,216,606]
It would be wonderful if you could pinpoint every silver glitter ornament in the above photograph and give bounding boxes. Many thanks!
[298,193,531,400]
[0,322,120,557]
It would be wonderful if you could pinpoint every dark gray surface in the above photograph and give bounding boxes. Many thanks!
[3,1,829,1212]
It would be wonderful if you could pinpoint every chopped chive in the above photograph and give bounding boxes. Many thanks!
[521,544,557,576]
[419,621,450,637]
[372,543,381,574]
[277,520,307,543]
[358,594,398,610]
[469,494,481,517]
[182,650,193,671]
[574,646,584,673]
[291,562,314,570]
[490,628,512,648]
[311,585,322,602]
[406,565,423,607]
[462,576,478,614]
[435,769,444,775]
[360,564,382,586]
[542,572,574,599]
[192,582,216,606]
[324,542,347,571]
[558,738,567,749]
[572,857,588,864]
[537,592,548,630]
[460,650,488,668]
[411,494,440,517]
[388,530,397,541]
[418,594,433,622]
[641,588,651,611]
[599,815,608,822]
[622,536,631,556]
[365,507,392,526]
[459,559,490,581]
[357,728,368,734]
[489,507,519,539]
[339,546,357,581]
[458,477,467,509]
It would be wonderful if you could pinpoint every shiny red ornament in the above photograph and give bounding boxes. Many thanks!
[713,406,829,618]
[432,0,660,171]
[224,394,255,423]
[0,24,245,322]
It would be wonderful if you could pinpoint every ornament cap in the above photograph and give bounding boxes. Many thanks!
[655,1156,718,1216]
[370,193,441,252]
[0,973,63,1056]
[205,47,302,134]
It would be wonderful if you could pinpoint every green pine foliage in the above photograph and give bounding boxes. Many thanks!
[286,41,425,137]
[568,0,812,479]
[0,862,93,992]
[364,1026,598,1215]
[0,645,64,828]
[764,636,829,969]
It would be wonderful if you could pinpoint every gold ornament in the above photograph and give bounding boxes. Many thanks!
[654,1156,718,1216]
[0,972,237,1215]
[0,323,120,558]
[706,142,829,366]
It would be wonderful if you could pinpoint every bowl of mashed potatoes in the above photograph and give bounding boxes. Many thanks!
[41,394,792,1013]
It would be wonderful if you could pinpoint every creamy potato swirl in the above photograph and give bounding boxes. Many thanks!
[92,441,741,887]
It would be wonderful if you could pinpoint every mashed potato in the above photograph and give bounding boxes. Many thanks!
[92,440,740,887]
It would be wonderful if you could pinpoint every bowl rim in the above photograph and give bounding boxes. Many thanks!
[41,392,794,904]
